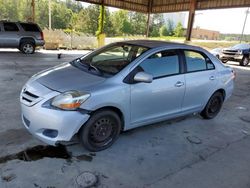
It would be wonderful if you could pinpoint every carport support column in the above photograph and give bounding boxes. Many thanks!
[31,0,35,22]
[186,0,197,41]
[146,13,150,37]
[146,0,153,38]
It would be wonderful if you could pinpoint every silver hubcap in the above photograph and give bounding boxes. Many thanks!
[23,44,34,54]
[243,58,249,66]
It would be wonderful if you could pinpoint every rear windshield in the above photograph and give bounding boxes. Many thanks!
[20,23,40,32]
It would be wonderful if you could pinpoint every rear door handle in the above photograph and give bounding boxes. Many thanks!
[175,81,184,87]
[209,76,215,80]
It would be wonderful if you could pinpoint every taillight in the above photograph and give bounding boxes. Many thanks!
[40,32,44,40]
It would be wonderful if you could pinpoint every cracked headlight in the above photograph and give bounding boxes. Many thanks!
[51,91,90,110]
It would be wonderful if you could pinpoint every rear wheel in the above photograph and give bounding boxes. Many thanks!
[200,92,224,119]
[221,60,227,64]
[79,110,121,151]
[240,56,249,66]
[20,42,35,54]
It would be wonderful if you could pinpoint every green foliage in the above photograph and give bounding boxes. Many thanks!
[130,12,147,35]
[159,25,168,37]
[111,10,132,35]
[166,19,174,36]
[0,0,186,39]
[149,14,165,37]
[174,22,184,37]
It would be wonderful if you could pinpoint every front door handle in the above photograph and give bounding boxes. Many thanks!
[209,76,215,80]
[175,81,184,87]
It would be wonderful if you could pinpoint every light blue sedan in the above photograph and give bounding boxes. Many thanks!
[20,40,235,151]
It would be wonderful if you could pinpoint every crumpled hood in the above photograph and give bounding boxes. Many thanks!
[33,62,105,92]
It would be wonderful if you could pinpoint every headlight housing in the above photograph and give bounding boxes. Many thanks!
[51,91,90,110]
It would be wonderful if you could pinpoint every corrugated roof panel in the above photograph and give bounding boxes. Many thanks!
[77,0,250,13]
[197,0,250,10]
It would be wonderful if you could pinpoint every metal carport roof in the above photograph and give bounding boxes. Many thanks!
[76,0,250,13]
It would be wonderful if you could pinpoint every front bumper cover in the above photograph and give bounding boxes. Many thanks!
[21,93,90,146]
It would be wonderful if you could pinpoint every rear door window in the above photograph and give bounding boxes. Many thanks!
[20,23,40,32]
[3,22,19,32]
[184,50,214,72]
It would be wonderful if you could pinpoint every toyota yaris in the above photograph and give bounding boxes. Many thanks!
[20,40,235,151]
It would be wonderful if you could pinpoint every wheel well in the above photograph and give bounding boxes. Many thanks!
[215,89,226,101]
[90,106,125,131]
[19,38,35,47]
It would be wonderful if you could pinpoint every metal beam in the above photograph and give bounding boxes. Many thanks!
[186,0,197,41]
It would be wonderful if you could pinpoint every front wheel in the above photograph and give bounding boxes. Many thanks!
[240,56,249,66]
[79,110,121,151]
[221,60,227,64]
[200,92,224,119]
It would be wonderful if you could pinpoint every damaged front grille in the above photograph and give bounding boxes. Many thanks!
[223,50,237,55]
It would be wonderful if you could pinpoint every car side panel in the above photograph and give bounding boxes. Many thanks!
[79,82,131,130]
[0,22,3,47]
[217,68,234,101]
[130,74,185,127]
[182,69,219,113]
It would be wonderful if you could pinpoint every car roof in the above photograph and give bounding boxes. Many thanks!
[118,40,191,49]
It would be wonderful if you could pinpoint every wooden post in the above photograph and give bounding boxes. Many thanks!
[49,0,52,29]
[146,13,150,37]
[31,0,35,22]
[186,0,196,41]
[145,0,153,37]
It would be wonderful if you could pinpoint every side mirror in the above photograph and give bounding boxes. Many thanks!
[134,72,153,83]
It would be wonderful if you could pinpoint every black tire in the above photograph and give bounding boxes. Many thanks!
[20,41,35,54]
[200,92,224,119]
[221,60,227,64]
[79,110,121,151]
[240,56,249,66]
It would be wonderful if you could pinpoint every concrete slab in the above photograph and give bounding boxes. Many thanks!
[0,49,249,188]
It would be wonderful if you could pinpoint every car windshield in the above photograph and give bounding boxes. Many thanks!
[232,44,250,49]
[74,43,149,76]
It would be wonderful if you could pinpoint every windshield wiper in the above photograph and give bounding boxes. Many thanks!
[88,63,103,75]
[71,58,103,76]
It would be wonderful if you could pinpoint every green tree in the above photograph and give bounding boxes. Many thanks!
[111,10,132,35]
[103,9,115,36]
[159,25,168,37]
[51,2,73,29]
[83,5,99,35]
[166,19,174,36]
[130,12,147,35]
[149,14,165,37]
[36,0,49,28]
[174,22,184,37]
